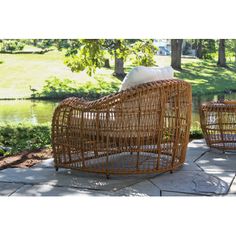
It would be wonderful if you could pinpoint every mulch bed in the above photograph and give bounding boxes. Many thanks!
[0,148,52,170]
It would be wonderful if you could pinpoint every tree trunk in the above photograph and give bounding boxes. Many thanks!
[234,40,236,64]
[104,59,110,68]
[196,39,203,59]
[171,39,183,70]
[114,53,125,79]
[217,39,227,67]
[113,40,126,79]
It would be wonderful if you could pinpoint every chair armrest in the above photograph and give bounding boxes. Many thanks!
[58,97,92,110]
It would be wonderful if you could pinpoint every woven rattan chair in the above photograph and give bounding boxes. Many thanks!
[52,79,192,177]
[200,101,236,151]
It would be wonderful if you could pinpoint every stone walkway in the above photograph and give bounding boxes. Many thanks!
[0,139,236,196]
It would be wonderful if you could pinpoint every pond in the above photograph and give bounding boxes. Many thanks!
[0,100,58,124]
[1,93,236,125]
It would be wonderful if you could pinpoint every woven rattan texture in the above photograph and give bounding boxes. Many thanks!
[52,79,192,176]
[200,101,236,151]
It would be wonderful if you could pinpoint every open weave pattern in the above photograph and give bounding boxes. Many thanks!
[200,102,236,151]
[52,79,192,176]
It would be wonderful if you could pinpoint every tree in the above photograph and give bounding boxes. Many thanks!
[131,39,157,66]
[113,39,129,78]
[64,39,105,76]
[233,40,236,64]
[217,39,227,67]
[104,59,110,68]
[196,39,203,59]
[193,39,217,59]
[171,39,183,70]
[63,39,158,79]
[225,39,236,64]
[202,39,216,59]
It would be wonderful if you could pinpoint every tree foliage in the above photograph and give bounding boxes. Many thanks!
[225,39,236,62]
[64,39,106,76]
[63,39,158,77]
[201,39,216,59]
[192,39,217,59]
[131,39,157,66]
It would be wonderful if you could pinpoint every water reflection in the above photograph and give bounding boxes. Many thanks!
[0,100,58,124]
[1,93,236,124]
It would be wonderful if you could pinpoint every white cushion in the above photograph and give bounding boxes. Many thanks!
[119,66,174,91]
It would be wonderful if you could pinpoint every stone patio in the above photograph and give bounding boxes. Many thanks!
[0,139,236,196]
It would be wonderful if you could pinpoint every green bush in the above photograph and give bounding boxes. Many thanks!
[190,129,203,139]
[190,121,203,139]
[0,122,51,156]
[34,76,120,99]
[0,40,24,52]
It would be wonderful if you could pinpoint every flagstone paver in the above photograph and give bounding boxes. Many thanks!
[196,151,236,172]
[228,175,236,195]
[114,180,161,196]
[0,139,236,196]
[149,170,231,195]
[0,167,150,192]
[33,158,54,168]
[11,184,111,196]
[161,191,201,196]
[0,182,24,196]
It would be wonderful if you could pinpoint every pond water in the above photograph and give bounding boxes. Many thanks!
[1,93,236,125]
[0,100,58,124]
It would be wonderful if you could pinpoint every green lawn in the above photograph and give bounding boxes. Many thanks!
[0,50,118,99]
[175,60,236,95]
[0,51,236,99]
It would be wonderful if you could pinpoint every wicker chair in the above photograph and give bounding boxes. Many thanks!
[52,79,192,177]
[200,101,236,151]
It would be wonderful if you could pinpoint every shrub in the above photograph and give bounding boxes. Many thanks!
[190,121,203,139]
[34,76,121,100]
[0,40,24,52]
[190,129,203,139]
[0,122,51,156]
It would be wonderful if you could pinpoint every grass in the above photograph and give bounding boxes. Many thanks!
[1,50,236,99]
[0,50,119,99]
[175,60,236,95]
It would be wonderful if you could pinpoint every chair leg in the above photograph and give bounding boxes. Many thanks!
[106,174,110,179]
[136,151,140,169]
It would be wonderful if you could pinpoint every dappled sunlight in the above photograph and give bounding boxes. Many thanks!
[185,78,208,84]
[175,60,236,95]
[0,139,235,196]
[196,149,236,173]
[0,166,146,193]
[1,40,236,196]
[13,183,110,196]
